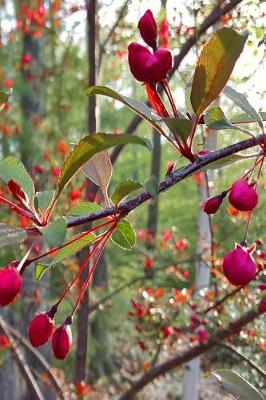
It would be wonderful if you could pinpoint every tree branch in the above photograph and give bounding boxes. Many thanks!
[110,0,244,164]
[0,316,45,400]
[119,308,260,400]
[4,320,67,400]
[67,133,263,228]
[99,0,131,67]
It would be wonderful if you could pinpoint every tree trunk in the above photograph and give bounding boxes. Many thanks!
[182,128,217,400]
[19,9,51,399]
[74,0,97,383]
[145,131,161,279]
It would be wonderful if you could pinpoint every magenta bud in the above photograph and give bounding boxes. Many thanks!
[229,179,258,211]
[138,10,157,49]
[52,319,72,360]
[258,299,266,314]
[203,194,224,215]
[0,265,22,306]
[28,312,54,347]
[223,245,257,286]
[128,42,172,84]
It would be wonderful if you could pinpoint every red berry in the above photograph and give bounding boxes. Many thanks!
[138,10,157,49]
[229,179,258,211]
[223,245,257,286]
[52,322,72,359]
[29,312,54,347]
[0,266,21,306]
[128,42,172,83]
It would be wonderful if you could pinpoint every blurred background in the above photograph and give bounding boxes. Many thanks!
[0,0,265,399]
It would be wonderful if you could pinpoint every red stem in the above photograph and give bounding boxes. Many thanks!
[21,219,114,272]
[70,223,117,316]
[53,231,107,307]
[0,195,36,221]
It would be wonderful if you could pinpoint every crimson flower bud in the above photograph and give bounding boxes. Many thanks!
[0,265,22,306]
[204,194,225,215]
[128,42,172,84]
[229,179,258,211]
[223,245,257,286]
[28,310,55,347]
[21,53,32,64]
[138,10,157,50]
[52,318,72,360]
[258,299,266,314]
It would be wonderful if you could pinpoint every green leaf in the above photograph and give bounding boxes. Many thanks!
[81,150,112,206]
[190,28,247,116]
[185,85,195,118]
[41,217,67,247]
[111,220,136,251]
[204,106,233,130]
[57,133,151,196]
[223,86,264,130]
[0,157,35,200]
[164,118,192,143]
[87,86,162,129]
[111,180,142,206]
[67,202,103,217]
[142,175,159,199]
[198,153,255,172]
[230,112,266,124]
[0,91,9,112]
[35,232,97,280]
[209,369,264,400]
[35,190,55,211]
[0,223,27,248]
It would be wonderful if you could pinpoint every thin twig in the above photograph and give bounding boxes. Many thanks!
[0,316,45,400]
[119,308,260,400]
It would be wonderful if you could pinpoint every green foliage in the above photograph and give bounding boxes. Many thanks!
[111,220,136,250]
[164,118,192,143]
[35,232,97,280]
[57,133,151,196]
[35,190,55,212]
[223,86,264,130]
[198,153,255,172]
[67,202,103,216]
[0,157,35,200]
[204,106,251,135]
[41,217,67,247]
[87,85,163,131]
[208,369,264,400]
[81,151,112,205]
[142,175,159,199]
[111,180,142,206]
[191,28,247,116]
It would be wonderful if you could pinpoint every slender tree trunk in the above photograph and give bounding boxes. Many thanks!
[74,0,97,382]
[146,131,161,246]
[145,131,161,279]
[182,128,217,400]
[20,34,45,170]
